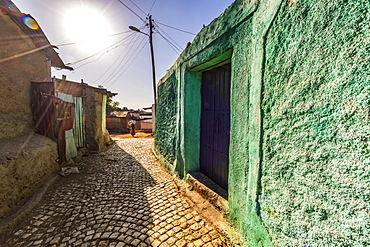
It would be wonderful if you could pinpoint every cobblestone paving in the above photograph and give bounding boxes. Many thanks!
[0,138,227,246]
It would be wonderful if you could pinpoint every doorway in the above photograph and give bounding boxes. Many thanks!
[200,64,231,191]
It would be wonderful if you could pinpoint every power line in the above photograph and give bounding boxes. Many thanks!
[74,33,144,70]
[156,31,181,55]
[148,0,157,15]
[99,33,147,86]
[117,0,146,22]
[104,38,147,88]
[99,32,145,86]
[68,35,134,65]
[155,23,183,51]
[73,52,106,70]
[95,22,149,84]
[154,21,197,35]
[56,31,132,47]
[129,0,147,16]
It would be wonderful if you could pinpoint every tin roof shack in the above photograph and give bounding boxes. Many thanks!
[55,76,116,152]
[0,0,71,218]
[154,0,370,246]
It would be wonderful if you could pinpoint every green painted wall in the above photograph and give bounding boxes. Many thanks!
[155,0,370,246]
[155,72,179,174]
[261,1,370,246]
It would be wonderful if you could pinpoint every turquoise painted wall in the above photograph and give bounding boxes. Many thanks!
[155,0,370,246]
[261,1,370,246]
[155,72,179,173]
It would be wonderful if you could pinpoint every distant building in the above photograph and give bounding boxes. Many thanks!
[107,109,153,134]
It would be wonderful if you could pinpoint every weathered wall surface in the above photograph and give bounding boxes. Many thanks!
[155,0,369,246]
[155,73,179,172]
[85,91,110,152]
[0,133,58,218]
[0,12,48,139]
[260,1,370,246]
[106,117,127,133]
[56,79,111,152]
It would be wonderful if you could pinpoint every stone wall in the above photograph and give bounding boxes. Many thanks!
[0,133,58,218]
[155,0,370,246]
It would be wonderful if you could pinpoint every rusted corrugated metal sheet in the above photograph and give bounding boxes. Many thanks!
[30,82,55,138]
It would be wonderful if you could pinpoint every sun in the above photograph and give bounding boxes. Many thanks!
[63,6,113,53]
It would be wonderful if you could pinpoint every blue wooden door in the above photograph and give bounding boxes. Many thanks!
[200,65,231,191]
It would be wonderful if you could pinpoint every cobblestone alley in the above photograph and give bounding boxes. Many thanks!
[0,138,228,247]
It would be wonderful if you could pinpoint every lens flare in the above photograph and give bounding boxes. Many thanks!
[22,16,39,30]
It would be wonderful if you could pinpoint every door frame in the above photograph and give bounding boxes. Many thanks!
[181,49,233,191]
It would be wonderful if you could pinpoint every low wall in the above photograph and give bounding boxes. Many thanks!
[106,117,127,133]
[0,133,58,218]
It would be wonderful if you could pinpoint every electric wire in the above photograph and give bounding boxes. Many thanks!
[99,32,147,86]
[98,23,148,86]
[73,34,141,70]
[102,35,147,86]
[56,31,132,47]
[154,21,197,35]
[73,52,106,70]
[68,35,133,65]
[154,23,183,51]
[95,23,149,84]
[117,0,146,22]
[98,32,144,86]
[156,31,181,55]
[104,37,147,88]
[148,0,157,15]
[129,0,147,16]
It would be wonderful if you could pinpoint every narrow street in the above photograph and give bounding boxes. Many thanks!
[0,138,227,247]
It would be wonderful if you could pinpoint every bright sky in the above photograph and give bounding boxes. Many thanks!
[12,0,235,109]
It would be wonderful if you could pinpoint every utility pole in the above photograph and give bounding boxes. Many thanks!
[129,16,157,134]
[148,15,156,109]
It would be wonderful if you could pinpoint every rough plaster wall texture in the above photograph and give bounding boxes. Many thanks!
[84,89,101,151]
[89,91,109,152]
[155,73,178,168]
[228,42,252,232]
[0,14,49,139]
[261,1,370,246]
[0,133,58,218]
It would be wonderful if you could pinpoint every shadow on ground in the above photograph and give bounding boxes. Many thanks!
[0,143,157,246]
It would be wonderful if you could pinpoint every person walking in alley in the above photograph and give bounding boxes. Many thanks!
[129,120,136,137]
